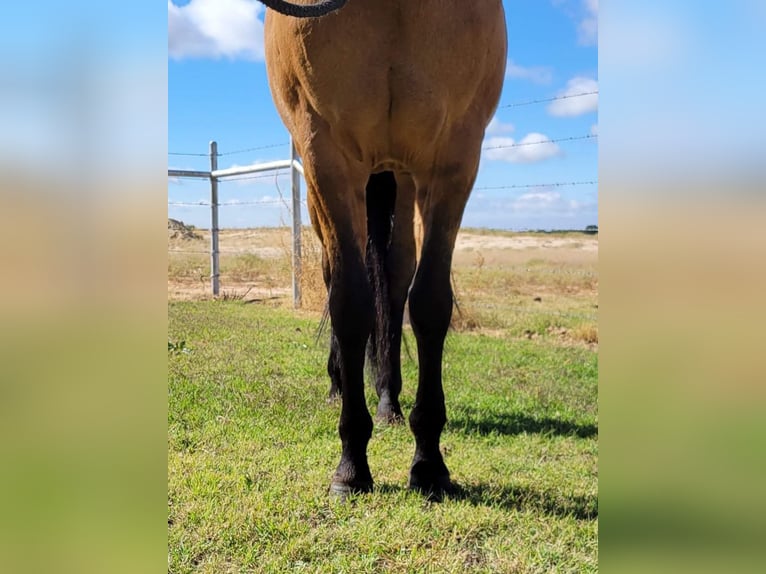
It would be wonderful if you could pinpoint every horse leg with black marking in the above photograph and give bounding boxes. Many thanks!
[407,170,474,498]
[304,152,375,496]
[327,239,374,495]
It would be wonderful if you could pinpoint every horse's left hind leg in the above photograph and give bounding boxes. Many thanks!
[406,168,474,498]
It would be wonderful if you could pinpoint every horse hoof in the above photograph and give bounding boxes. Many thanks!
[409,459,453,501]
[375,403,404,424]
[375,410,404,425]
[408,475,453,501]
[329,480,373,501]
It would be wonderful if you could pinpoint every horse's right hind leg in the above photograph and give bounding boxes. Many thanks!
[303,146,375,496]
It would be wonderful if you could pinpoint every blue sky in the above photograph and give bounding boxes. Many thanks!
[168,0,598,230]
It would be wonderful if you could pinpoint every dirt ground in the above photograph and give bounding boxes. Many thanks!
[453,232,597,266]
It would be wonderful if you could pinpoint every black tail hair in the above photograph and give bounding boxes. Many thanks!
[365,171,397,377]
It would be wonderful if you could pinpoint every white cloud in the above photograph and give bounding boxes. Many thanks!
[517,191,561,207]
[169,0,266,61]
[550,0,598,47]
[505,59,554,85]
[547,77,598,117]
[579,0,598,46]
[505,190,595,216]
[484,133,562,164]
[486,115,515,136]
[590,123,598,136]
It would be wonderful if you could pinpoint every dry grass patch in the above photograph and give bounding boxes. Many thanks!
[295,230,327,312]
[571,323,599,345]
[168,227,598,347]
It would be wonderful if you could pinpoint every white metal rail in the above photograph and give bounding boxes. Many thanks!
[168,139,305,307]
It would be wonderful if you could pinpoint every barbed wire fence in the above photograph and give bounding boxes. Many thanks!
[168,91,598,319]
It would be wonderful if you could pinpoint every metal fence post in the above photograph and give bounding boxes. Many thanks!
[290,139,302,308]
[209,141,220,296]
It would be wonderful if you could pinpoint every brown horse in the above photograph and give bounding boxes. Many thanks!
[263,0,507,498]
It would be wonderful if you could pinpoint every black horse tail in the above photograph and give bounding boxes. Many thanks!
[365,171,397,378]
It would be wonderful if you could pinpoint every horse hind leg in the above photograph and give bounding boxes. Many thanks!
[365,172,416,424]
[304,151,375,496]
[407,167,475,498]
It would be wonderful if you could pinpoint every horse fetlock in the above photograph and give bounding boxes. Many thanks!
[331,455,373,496]
[375,398,404,424]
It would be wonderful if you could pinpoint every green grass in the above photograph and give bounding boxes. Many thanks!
[168,301,597,573]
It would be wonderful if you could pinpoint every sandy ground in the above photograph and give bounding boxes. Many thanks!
[453,232,597,268]
[456,233,597,252]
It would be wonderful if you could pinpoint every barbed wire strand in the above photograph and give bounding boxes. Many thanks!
[169,133,596,177]
[474,180,597,191]
[273,171,294,222]
[482,133,596,151]
[498,90,598,109]
[169,200,285,207]
[168,171,292,186]
[169,199,310,208]
[218,142,291,156]
[169,92,598,157]
[224,170,291,183]
[168,133,596,183]
[168,143,290,158]
[169,180,597,207]
[168,151,209,157]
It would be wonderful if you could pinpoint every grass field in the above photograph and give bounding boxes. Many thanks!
[168,225,598,572]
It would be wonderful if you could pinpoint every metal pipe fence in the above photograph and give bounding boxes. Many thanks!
[168,138,305,307]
